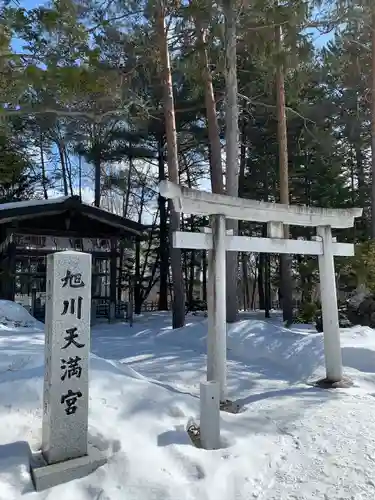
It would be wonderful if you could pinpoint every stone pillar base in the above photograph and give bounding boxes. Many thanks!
[30,445,106,491]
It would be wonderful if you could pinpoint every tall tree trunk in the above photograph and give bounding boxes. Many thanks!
[39,130,48,200]
[156,1,185,328]
[64,148,74,196]
[158,134,169,311]
[263,225,271,318]
[371,9,375,238]
[188,250,195,308]
[242,253,250,311]
[263,144,271,319]
[134,238,142,314]
[118,150,133,308]
[118,244,123,302]
[275,24,293,324]
[123,144,133,218]
[78,154,82,200]
[251,258,257,309]
[349,148,356,240]
[265,255,271,317]
[223,0,239,323]
[57,141,69,196]
[239,117,246,197]
[195,17,223,194]
[355,142,366,237]
[202,251,207,303]
[94,155,101,208]
[258,255,265,310]
[239,120,248,311]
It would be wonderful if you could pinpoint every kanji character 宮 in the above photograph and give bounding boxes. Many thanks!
[60,389,82,415]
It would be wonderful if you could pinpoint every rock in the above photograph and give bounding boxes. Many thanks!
[358,298,374,315]
[347,284,372,309]
[314,307,352,333]
[343,285,375,329]
[314,285,375,332]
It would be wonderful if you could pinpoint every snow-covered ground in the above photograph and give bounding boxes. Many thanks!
[1,302,375,499]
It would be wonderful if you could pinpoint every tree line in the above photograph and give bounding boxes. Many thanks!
[1,0,375,326]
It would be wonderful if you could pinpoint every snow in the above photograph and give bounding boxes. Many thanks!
[0,300,44,330]
[0,196,70,212]
[1,306,375,499]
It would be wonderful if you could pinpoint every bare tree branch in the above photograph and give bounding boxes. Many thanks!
[0,104,145,122]
[239,93,315,125]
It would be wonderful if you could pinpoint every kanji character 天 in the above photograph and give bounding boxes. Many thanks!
[62,327,85,349]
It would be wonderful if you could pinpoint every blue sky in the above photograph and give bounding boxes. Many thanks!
[11,0,36,51]
[16,0,334,45]
[11,0,41,51]
[20,0,38,6]
[309,30,333,48]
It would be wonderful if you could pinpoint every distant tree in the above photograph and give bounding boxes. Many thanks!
[0,123,40,201]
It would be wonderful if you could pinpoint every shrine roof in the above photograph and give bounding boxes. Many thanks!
[0,196,145,237]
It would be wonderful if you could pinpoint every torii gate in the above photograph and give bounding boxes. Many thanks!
[159,180,363,401]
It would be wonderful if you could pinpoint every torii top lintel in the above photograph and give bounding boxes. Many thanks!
[159,181,363,229]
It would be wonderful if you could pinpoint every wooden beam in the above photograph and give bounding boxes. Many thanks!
[172,231,355,256]
[160,181,362,229]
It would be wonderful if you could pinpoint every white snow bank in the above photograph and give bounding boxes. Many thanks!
[0,300,43,331]
[1,309,375,499]
[92,312,375,386]
[228,319,375,383]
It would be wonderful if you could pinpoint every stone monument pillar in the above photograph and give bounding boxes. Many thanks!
[31,251,106,491]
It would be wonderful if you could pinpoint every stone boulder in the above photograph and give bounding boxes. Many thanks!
[346,285,375,327]
[314,307,352,333]
[315,285,375,332]
[347,284,370,309]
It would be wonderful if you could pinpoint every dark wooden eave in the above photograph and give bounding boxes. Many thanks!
[0,196,145,237]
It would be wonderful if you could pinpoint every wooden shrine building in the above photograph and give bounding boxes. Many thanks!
[0,196,146,322]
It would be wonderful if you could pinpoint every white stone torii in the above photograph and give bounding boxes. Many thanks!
[159,180,363,401]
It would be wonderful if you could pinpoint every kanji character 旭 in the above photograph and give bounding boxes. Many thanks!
[60,356,82,381]
[60,389,82,415]
[61,270,85,288]
[62,327,85,349]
